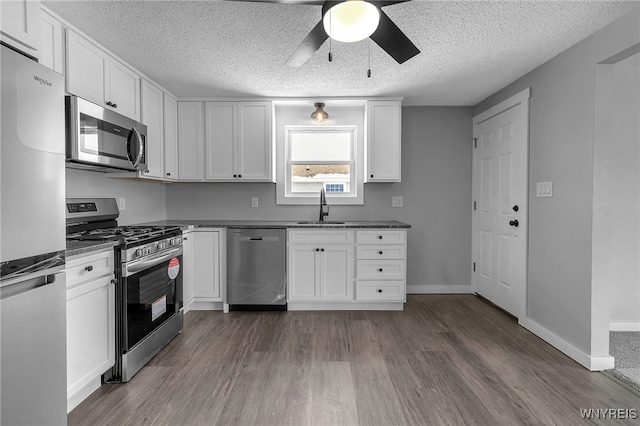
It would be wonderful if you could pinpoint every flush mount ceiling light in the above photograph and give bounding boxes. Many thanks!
[322,0,380,43]
[311,103,329,123]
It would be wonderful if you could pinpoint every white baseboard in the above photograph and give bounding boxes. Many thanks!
[67,376,101,413]
[519,317,615,371]
[610,321,640,331]
[287,301,404,311]
[406,284,473,294]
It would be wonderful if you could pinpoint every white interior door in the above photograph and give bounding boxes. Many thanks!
[473,90,529,318]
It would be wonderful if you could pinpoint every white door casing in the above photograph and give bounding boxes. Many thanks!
[472,88,530,318]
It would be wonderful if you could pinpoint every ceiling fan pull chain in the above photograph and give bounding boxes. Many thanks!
[328,11,333,62]
[367,38,372,77]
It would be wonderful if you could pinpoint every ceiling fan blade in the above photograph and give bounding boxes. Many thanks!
[376,0,412,7]
[222,0,325,5]
[285,20,328,67]
[370,10,419,64]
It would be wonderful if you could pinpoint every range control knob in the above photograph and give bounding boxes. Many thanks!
[135,248,144,258]
[157,241,166,250]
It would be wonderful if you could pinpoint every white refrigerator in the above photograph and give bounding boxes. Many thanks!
[0,44,67,425]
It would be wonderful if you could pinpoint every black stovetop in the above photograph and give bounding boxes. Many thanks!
[66,225,182,246]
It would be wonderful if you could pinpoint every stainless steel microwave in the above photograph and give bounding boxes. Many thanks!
[65,95,147,172]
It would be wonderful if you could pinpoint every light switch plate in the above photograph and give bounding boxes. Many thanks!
[392,196,404,207]
[536,182,553,198]
[118,197,126,210]
[251,197,259,208]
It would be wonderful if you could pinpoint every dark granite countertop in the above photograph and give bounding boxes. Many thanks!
[141,220,411,230]
[66,240,119,258]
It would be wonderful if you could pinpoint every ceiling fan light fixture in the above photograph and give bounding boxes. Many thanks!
[323,0,380,43]
[311,102,329,122]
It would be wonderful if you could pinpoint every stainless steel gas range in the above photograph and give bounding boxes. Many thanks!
[66,198,183,382]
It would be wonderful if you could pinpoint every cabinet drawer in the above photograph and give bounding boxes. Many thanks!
[357,259,405,280]
[66,250,114,288]
[356,281,404,301]
[357,245,405,260]
[288,230,354,244]
[356,230,405,245]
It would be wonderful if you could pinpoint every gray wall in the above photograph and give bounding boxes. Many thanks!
[166,106,473,290]
[66,169,167,225]
[473,9,640,354]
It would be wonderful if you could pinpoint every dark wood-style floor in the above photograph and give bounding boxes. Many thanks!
[69,295,640,425]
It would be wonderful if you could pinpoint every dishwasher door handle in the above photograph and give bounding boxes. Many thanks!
[236,236,280,242]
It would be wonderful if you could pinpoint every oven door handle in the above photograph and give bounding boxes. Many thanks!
[124,247,183,277]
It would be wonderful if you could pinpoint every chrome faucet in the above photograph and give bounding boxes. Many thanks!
[319,188,329,222]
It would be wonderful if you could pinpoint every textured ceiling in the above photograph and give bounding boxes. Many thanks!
[43,0,639,105]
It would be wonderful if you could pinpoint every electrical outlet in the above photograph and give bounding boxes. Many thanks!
[251,197,259,208]
[392,196,404,207]
[119,197,126,211]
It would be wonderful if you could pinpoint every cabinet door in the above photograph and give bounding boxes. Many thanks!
[0,0,40,59]
[177,102,204,180]
[163,94,179,180]
[193,231,221,300]
[320,245,354,301]
[237,102,273,181]
[141,80,164,178]
[182,231,195,308]
[66,275,115,397]
[40,9,63,73]
[108,59,140,121]
[205,102,236,180]
[366,101,401,182]
[288,244,320,301]
[66,29,107,106]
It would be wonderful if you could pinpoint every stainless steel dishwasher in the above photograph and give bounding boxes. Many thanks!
[227,228,286,310]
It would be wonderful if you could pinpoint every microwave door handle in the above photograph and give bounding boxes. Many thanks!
[130,126,144,168]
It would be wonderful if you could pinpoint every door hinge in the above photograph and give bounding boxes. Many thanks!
[473,262,476,272]
[473,138,477,148]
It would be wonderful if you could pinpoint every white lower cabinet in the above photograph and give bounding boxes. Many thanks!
[355,230,406,303]
[65,248,115,412]
[287,230,354,303]
[288,243,353,301]
[287,228,407,309]
[183,228,224,310]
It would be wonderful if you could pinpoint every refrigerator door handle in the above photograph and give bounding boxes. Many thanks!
[0,273,59,300]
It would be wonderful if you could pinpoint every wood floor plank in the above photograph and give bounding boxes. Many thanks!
[68,295,640,426]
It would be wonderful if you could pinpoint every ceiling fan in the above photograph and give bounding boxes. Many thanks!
[227,0,420,67]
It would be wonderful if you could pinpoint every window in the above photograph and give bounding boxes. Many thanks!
[277,126,362,205]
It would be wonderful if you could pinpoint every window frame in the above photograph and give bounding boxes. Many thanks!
[277,125,363,205]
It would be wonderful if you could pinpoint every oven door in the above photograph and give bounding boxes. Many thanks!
[121,248,183,350]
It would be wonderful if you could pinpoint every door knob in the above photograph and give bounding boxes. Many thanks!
[512,205,519,212]
[509,220,519,227]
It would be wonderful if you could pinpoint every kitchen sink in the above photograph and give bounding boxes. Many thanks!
[296,221,346,225]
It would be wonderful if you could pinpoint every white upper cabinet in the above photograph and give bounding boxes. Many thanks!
[141,79,164,179]
[205,102,236,180]
[163,93,179,180]
[204,101,274,182]
[177,101,205,180]
[366,100,402,182]
[1,0,41,59]
[39,8,63,73]
[66,29,140,121]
